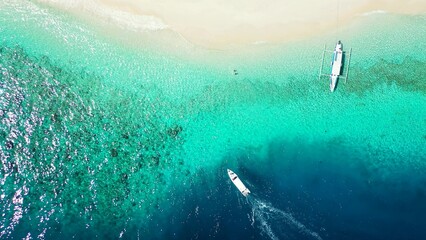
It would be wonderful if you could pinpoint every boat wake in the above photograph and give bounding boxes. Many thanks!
[247,196,323,240]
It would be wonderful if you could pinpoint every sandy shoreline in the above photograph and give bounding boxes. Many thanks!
[36,0,426,48]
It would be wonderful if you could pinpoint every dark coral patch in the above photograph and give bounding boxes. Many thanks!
[166,125,183,138]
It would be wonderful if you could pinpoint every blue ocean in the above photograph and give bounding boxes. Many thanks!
[1,1,426,239]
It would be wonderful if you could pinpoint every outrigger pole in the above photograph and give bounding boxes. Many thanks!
[318,45,352,84]
[344,47,352,83]
[318,44,326,81]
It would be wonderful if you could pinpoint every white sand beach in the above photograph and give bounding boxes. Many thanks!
[36,0,426,48]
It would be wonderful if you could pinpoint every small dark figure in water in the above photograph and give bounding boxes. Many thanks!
[233,69,238,75]
[111,148,118,157]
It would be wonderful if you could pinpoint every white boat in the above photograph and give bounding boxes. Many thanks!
[227,169,251,197]
[318,40,352,92]
[330,41,343,92]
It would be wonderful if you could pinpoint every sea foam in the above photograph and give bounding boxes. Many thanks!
[360,9,387,16]
[36,0,168,31]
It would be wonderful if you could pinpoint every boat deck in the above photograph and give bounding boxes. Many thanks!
[331,50,343,76]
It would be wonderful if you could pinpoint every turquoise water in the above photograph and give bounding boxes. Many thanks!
[1,1,426,239]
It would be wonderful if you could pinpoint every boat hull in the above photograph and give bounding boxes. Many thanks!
[227,169,251,197]
[330,75,338,92]
[329,41,343,92]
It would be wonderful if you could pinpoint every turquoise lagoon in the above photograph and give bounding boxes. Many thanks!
[1,1,426,239]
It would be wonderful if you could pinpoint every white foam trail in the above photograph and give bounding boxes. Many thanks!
[250,201,279,240]
[248,197,322,240]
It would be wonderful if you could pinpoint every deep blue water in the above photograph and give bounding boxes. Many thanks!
[144,139,426,240]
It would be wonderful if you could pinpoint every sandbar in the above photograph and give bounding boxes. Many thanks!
[36,0,426,48]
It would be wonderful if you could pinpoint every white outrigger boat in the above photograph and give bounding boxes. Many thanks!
[227,169,251,197]
[319,41,352,92]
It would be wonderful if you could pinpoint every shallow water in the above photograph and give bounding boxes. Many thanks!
[1,1,426,239]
